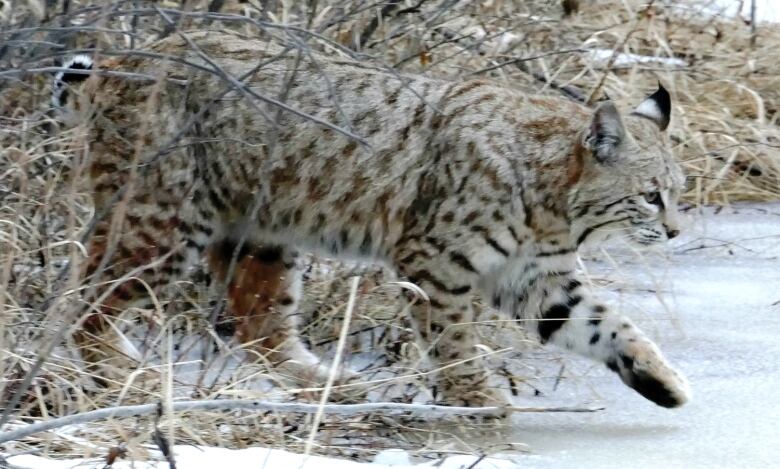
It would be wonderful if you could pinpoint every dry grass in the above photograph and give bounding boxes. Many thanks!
[0,0,778,464]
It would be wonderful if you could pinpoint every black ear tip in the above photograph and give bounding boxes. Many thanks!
[649,82,671,122]
[650,81,672,103]
[655,82,670,101]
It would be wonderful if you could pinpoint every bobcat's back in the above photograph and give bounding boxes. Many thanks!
[74,31,590,261]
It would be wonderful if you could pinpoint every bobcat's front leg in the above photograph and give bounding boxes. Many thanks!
[511,273,690,407]
[394,243,508,408]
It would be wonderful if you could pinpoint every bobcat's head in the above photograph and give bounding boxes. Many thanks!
[569,84,685,247]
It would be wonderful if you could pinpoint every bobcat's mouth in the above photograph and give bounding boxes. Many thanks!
[628,225,668,246]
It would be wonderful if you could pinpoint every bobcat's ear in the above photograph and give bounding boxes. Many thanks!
[585,101,625,164]
[632,83,671,131]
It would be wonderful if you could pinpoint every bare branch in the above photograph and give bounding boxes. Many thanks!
[0,399,604,444]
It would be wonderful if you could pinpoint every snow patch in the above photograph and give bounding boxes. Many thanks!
[6,445,521,469]
[585,49,686,69]
[709,0,780,23]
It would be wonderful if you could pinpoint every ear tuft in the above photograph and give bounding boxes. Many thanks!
[586,101,625,164]
[632,82,671,131]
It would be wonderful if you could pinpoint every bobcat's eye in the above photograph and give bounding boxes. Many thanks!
[643,191,662,206]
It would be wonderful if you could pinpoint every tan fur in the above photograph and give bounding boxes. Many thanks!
[61,31,688,408]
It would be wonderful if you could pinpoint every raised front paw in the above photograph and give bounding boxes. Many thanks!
[608,339,690,408]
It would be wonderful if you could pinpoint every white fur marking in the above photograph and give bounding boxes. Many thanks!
[634,98,664,123]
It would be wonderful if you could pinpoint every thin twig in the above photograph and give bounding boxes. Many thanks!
[0,399,604,444]
[304,275,360,455]
[585,0,656,104]
[464,48,586,78]
[435,26,587,103]
[750,0,757,47]
[358,0,402,49]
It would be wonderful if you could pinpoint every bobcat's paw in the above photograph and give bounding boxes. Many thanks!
[609,340,690,408]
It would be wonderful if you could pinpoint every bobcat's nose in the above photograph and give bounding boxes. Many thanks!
[665,227,680,239]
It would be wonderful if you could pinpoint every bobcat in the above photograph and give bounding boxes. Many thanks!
[54,30,689,408]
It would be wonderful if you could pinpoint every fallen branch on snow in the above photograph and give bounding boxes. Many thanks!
[0,399,604,444]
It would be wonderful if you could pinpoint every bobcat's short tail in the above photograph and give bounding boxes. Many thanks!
[51,55,93,108]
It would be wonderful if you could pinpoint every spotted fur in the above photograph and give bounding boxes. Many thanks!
[56,31,688,408]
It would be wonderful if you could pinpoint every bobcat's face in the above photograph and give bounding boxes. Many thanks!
[570,85,685,247]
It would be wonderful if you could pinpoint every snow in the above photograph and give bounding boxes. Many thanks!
[6,444,521,469]
[585,0,780,69]
[709,0,780,23]
[4,203,780,468]
[585,49,686,69]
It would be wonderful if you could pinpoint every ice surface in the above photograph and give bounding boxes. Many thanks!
[500,203,780,468]
[5,203,780,468]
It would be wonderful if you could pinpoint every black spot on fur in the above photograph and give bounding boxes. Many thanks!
[186,239,206,252]
[208,189,228,212]
[161,266,181,277]
[278,296,294,306]
[537,247,575,257]
[485,236,510,256]
[449,284,471,295]
[507,226,523,244]
[450,251,478,273]
[538,304,570,342]
[589,332,600,344]
[115,288,133,301]
[621,354,634,370]
[214,239,250,261]
[254,246,283,264]
[408,269,470,295]
[359,232,374,255]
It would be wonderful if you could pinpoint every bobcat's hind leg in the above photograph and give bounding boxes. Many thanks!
[76,211,189,385]
[206,239,338,386]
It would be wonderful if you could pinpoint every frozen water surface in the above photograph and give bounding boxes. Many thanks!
[507,203,780,468]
